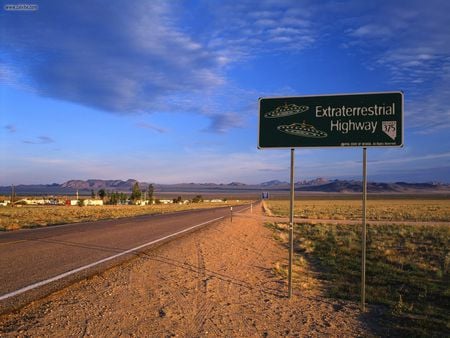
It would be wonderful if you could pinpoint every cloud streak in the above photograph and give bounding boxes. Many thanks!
[23,136,55,144]
[203,112,245,133]
[135,122,167,134]
[4,124,16,133]
[367,151,450,166]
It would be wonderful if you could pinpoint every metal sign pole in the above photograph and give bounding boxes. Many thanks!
[361,147,367,311]
[288,148,295,298]
[230,206,233,222]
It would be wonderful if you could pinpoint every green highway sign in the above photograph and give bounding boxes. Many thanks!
[258,91,403,148]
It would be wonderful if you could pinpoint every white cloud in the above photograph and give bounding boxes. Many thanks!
[1,1,318,133]
[205,0,316,61]
[341,1,450,132]
[1,1,225,116]
[348,24,393,39]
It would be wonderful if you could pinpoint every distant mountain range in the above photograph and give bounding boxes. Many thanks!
[1,178,450,195]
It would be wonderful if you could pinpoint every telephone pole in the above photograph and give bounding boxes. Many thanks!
[11,184,15,207]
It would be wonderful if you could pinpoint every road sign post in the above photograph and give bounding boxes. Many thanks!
[361,147,367,311]
[258,91,403,302]
[288,148,295,298]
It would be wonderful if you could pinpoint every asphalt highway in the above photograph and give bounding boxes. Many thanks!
[0,204,250,312]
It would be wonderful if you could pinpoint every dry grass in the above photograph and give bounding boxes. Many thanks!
[266,199,450,222]
[0,202,245,231]
[264,197,450,335]
[287,222,450,336]
[266,222,321,292]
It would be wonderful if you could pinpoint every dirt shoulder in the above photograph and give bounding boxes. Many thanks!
[0,204,375,336]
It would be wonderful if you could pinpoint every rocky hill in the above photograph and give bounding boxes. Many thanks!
[1,178,449,195]
[60,179,139,190]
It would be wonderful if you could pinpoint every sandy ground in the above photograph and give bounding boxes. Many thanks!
[0,205,377,337]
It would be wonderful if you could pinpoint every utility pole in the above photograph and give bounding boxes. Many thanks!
[11,184,15,207]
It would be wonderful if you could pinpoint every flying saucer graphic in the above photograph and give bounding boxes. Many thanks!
[277,122,328,138]
[264,103,309,118]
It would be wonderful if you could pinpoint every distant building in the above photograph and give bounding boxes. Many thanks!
[203,199,225,203]
[83,199,104,206]
[65,199,104,206]
[159,199,173,204]
[16,198,49,205]
[10,198,61,206]
[30,199,47,205]
[0,200,10,207]
[66,200,79,206]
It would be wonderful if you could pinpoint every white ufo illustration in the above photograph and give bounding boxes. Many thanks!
[264,103,309,118]
[277,121,328,138]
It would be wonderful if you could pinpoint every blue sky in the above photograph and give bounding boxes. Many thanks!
[1,0,449,185]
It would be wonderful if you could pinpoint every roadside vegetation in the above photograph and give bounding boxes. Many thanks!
[0,201,244,231]
[266,199,450,222]
[264,198,450,336]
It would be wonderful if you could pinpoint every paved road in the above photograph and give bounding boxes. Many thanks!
[0,204,251,312]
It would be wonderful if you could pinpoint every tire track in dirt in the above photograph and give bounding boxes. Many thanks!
[232,245,262,334]
[237,214,291,335]
[185,241,223,336]
[152,248,197,337]
[193,242,208,334]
